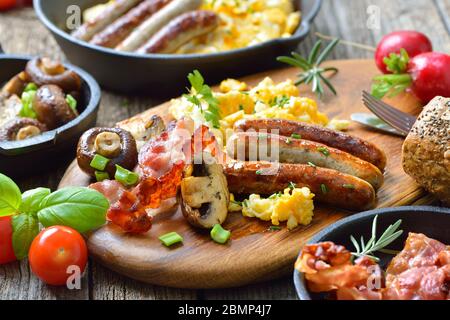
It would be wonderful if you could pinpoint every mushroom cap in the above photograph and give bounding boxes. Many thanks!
[180,153,229,229]
[0,117,47,141]
[77,127,138,178]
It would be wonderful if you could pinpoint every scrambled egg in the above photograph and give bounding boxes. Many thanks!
[176,0,301,54]
[169,76,349,143]
[237,187,315,230]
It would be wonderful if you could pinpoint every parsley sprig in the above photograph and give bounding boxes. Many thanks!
[350,215,403,262]
[183,70,221,129]
[277,38,340,98]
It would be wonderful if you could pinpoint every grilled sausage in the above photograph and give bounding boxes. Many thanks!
[224,161,377,211]
[234,119,387,170]
[90,0,172,48]
[116,0,202,52]
[71,0,143,42]
[137,10,218,54]
[227,132,384,190]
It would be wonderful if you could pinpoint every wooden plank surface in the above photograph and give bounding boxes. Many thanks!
[0,0,448,300]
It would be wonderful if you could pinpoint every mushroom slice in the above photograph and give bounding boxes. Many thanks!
[180,152,229,229]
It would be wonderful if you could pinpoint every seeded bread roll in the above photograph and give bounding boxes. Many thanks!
[402,96,450,205]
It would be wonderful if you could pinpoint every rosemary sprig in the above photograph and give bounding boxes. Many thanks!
[277,38,340,98]
[350,215,403,262]
[183,70,221,129]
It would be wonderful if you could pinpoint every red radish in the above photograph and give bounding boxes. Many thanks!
[375,31,432,74]
[408,52,450,103]
[0,216,16,264]
[372,52,450,103]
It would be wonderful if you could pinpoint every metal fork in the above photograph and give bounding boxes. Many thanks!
[361,91,417,137]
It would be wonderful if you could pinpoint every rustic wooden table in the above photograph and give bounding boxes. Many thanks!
[0,0,449,300]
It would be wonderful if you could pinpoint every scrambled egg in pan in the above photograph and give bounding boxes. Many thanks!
[169,76,349,145]
[229,187,315,230]
[177,0,302,54]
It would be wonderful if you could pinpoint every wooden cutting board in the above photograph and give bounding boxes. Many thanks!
[59,59,431,289]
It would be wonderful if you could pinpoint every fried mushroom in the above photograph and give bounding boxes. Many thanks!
[33,84,77,130]
[25,57,81,93]
[77,127,138,178]
[179,152,229,229]
[0,118,47,141]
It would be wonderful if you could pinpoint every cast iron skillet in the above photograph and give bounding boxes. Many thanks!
[293,205,450,300]
[34,0,322,95]
[0,47,101,178]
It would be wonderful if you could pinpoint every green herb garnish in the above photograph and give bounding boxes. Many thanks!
[277,38,340,98]
[343,184,355,189]
[255,170,263,175]
[90,154,110,171]
[269,225,282,231]
[19,90,37,119]
[211,224,231,244]
[270,95,290,107]
[307,162,316,168]
[291,133,301,139]
[66,94,78,114]
[95,171,109,182]
[350,215,403,262]
[115,165,139,186]
[159,232,183,247]
[320,184,328,194]
[183,70,221,129]
[317,146,330,156]
[288,182,296,190]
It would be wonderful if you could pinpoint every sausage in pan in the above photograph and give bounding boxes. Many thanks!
[224,161,377,211]
[234,118,387,170]
[90,0,172,48]
[71,0,143,41]
[227,132,384,189]
[137,10,219,54]
[116,0,202,52]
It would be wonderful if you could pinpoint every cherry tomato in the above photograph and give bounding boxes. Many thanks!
[375,31,432,74]
[0,0,17,11]
[408,52,450,103]
[29,226,88,286]
[0,216,16,264]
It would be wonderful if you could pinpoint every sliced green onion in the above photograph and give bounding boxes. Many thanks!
[291,133,301,139]
[90,154,110,171]
[115,165,139,186]
[66,94,78,113]
[317,146,330,156]
[19,90,37,119]
[159,232,183,247]
[343,184,356,189]
[24,82,38,92]
[255,170,263,175]
[269,225,282,231]
[211,224,231,244]
[95,171,109,182]
[320,184,328,194]
[288,182,296,190]
[307,162,316,167]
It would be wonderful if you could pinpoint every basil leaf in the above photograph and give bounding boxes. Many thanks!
[37,187,108,233]
[19,187,51,215]
[11,213,39,260]
[0,173,22,217]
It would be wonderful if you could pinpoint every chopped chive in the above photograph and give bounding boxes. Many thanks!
[115,165,139,186]
[211,224,231,244]
[343,184,356,189]
[307,162,316,167]
[269,192,282,199]
[269,225,282,231]
[159,232,183,247]
[255,170,263,175]
[90,154,110,171]
[291,133,301,139]
[231,199,242,206]
[242,199,249,207]
[288,182,296,190]
[95,171,109,182]
[320,184,328,194]
[66,94,78,113]
[317,146,330,156]
[24,82,37,92]
[285,138,292,144]
[239,104,244,110]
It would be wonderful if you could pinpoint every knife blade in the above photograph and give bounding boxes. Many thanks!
[351,113,407,137]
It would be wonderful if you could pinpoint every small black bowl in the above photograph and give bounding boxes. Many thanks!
[34,0,322,95]
[0,53,101,178]
[293,206,450,300]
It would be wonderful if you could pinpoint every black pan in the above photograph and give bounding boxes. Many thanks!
[34,0,322,95]
[0,49,101,178]
[293,205,450,300]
